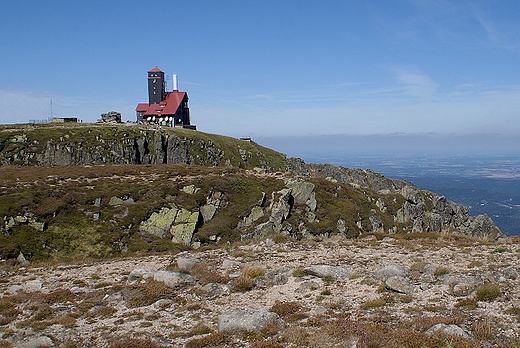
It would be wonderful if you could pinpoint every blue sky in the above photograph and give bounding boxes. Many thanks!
[1,0,520,140]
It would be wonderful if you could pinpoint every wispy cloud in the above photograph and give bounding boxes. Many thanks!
[472,9,520,55]
[390,67,439,98]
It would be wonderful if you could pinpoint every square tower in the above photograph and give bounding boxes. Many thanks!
[147,67,165,105]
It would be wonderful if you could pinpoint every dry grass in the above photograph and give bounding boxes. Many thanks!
[475,283,502,302]
[471,321,495,340]
[231,275,256,292]
[123,280,178,307]
[231,266,265,292]
[109,338,163,348]
[189,263,230,285]
[184,332,232,348]
[455,297,478,310]
[242,267,265,279]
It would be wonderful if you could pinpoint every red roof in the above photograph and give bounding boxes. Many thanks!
[148,66,163,73]
[135,103,149,112]
[135,91,187,116]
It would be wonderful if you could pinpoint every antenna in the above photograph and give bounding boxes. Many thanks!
[50,99,53,118]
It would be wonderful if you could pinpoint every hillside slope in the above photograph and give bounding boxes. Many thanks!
[0,124,503,262]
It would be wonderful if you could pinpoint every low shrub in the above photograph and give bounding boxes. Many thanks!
[270,301,302,318]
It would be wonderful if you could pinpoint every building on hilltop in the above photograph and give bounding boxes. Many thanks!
[135,67,196,129]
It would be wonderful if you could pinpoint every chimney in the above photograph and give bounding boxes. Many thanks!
[172,74,178,91]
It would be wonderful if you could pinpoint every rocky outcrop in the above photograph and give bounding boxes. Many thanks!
[0,124,285,170]
[98,111,122,123]
[287,158,410,193]
[287,158,504,240]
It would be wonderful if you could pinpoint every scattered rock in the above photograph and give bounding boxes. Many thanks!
[128,269,193,287]
[176,256,201,273]
[9,279,42,294]
[265,268,293,285]
[218,310,285,334]
[152,270,193,287]
[425,323,472,339]
[374,264,410,280]
[202,283,231,296]
[438,274,479,286]
[385,276,414,294]
[304,264,353,281]
[295,280,319,293]
[16,336,54,348]
[109,196,124,207]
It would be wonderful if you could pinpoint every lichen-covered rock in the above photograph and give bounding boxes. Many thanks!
[109,196,124,207]
[369,214,384,232]
[200,204,217,223]
[238,206,265,229]
[171,222,198,245]
[139,207,179,238]
[182,185,200,194]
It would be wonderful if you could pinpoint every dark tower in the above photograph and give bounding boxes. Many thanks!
[147,67,165,104]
